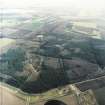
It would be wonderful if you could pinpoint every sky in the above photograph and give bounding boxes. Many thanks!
[0,0,105,10]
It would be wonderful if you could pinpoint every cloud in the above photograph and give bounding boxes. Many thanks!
[1,0,105,11]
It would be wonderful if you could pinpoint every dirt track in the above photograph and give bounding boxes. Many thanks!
[0,85,27,105]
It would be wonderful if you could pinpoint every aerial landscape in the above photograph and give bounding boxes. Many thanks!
[0,0,105,105]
